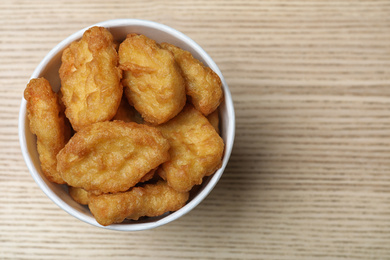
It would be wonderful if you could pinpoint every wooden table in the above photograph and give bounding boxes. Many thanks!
[2,1,390,259]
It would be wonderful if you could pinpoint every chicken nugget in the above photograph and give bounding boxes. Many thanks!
[59,26,122,131]
[57,121,170,194]
[69,186,89,205]
[88,180,189,226]
[118,34,186,125]
[156,104,224,192]
[161,42,223,116]
[24,77,71,184]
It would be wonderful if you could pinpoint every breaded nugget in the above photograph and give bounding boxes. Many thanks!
[118,34,186,125]
[112,96,143,124]
[156,104,224,192]
[57,121,170,194]
[59,26,122,131]
[89,180,189,226]
[161,43,223,116]
[69,186,89,205]
[24,78,71,184]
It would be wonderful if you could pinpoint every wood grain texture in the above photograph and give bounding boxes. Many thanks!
[1,0,390,259]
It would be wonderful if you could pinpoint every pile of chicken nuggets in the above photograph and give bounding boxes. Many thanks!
[24,26,224,226]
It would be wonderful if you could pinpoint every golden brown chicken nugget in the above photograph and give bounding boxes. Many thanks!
[161,43,223,116]
[89,180,189,226]
[24,78,71,184]
[59,26,122,131]
[156,104,224,192]
[57,121,170,194]
[69,186,89,205]
[118,34,186,125]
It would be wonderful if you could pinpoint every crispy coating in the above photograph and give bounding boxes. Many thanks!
[118,34,186,125]
[112,96,143,124]
[57,121,170,194]
[69,186,89,205]
[89,181,189,226]
[24,78,71,184]
[68,169,155,205]
[161,43,223,116]
[156,104,224,192]
[59,26,122,131]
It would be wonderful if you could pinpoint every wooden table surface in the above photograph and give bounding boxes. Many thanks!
[2,1,390,259]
